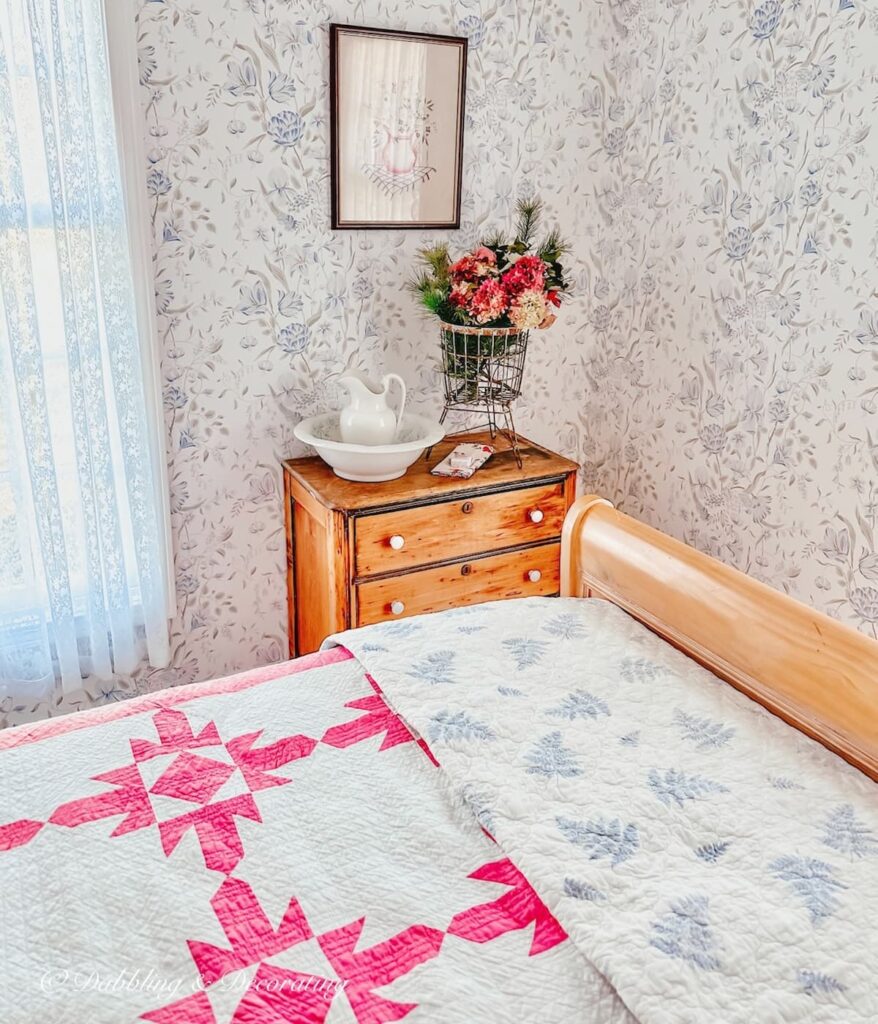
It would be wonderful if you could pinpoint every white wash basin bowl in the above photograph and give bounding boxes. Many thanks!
[294,412,445,482]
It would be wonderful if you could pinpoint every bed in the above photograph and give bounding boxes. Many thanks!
[1,496,875,1024]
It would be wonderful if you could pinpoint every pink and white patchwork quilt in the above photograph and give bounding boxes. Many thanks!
[0,646,632,1024]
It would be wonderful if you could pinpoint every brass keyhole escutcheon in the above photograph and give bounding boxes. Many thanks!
[461,564,472,576]
[462,501,474,514]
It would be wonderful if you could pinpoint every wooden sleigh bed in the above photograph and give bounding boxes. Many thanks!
[561,495,878,781]
[3,495,876,1024]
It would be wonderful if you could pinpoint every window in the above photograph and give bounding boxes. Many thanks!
[0,0,172,701]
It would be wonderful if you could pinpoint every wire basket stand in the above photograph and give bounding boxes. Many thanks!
[435,323,529,467]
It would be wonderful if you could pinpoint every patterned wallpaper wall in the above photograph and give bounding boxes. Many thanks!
[574,0,878,635]
[135,0,598,690]
[4,0,876,725]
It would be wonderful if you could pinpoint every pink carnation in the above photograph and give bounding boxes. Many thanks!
[449,256,476,281]
[469,279,509,324]
[450,246,498,285]
[501,255,546,297]
[471,246,497,268]
[449,283,474,308]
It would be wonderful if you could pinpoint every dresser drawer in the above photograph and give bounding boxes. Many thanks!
[353,481,566,577]
[355,543,560,625]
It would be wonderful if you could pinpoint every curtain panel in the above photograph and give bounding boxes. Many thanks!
[0,0,171,705]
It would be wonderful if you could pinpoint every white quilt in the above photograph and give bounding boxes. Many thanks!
[328,597,878,1024]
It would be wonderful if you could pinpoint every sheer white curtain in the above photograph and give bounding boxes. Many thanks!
[0,0,172,704]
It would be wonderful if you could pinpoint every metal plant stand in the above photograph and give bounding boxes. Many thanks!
[435,323,529,467]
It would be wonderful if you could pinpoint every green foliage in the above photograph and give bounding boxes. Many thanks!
[537,227,570,265]
[410,255,463,323]
[418,244,451,283]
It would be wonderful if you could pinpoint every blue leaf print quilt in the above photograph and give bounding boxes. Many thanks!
[327,597,878,1024]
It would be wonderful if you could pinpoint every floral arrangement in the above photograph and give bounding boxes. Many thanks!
[412,199,570,331]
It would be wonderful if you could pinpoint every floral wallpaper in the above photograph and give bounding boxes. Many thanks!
[572,0,878,636]
[4,0,876,726]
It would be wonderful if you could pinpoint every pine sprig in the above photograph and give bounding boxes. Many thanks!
[418,244,451,282]
[537,227,570,265]
[409,246,454,319]
[513,198,542,248]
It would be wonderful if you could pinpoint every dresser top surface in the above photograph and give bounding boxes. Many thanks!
[283,431,578,511]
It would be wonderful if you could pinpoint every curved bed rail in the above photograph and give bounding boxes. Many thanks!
[561,496,878,780]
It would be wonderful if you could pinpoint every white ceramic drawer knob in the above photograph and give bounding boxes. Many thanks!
[529,509,544,524]
[389,534,405,550]
[390,600,405,615]
[528,569,542,583]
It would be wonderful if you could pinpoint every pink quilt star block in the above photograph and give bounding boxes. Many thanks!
[150,751,236,805]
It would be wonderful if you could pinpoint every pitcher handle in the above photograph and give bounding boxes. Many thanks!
[382,374,407,439]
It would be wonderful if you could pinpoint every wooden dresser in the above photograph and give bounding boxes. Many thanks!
[282,432,578,655]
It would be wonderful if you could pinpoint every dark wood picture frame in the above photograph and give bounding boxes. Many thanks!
[329,24,468,230]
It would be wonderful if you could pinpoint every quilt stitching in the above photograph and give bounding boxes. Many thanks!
[1,691,416,869]
[142,856,564,1023]
[2,666,581,1024]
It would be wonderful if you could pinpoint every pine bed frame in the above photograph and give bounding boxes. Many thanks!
[561,496,878,781]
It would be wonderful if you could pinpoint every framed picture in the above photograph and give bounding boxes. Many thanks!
[329,24,468,230]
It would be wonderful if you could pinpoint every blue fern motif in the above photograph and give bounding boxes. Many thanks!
[444,604,481,617]
[647,768,729,807]
[524,732,582,778]
[379,621,423,639]
[673,708,735,749]
[769,775,805,791]
[428,710,495,744]
[359,641,388,653]
[564,878,607,902]
[797,969,847,998]
[619,731,640,746]
[770,856,847,924]
[650,895,721,971]
[619,657,664,684]
[557,814,640,866]
[409,650,457,684]
[497,685,525,697]
[548,690,610,722]
[695,841,731,863]
[457,625,486,634]
[502,637,549,669]
[820,804,877,859]
[541,613,588,640]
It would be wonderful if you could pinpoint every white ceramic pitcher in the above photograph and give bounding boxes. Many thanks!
[337,371,407,446]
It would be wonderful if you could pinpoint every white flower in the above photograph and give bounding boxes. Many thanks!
[509,289,547,330]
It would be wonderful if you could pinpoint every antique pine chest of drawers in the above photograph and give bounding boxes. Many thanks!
[282,432,578,655]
